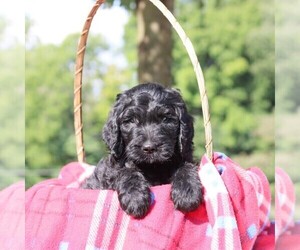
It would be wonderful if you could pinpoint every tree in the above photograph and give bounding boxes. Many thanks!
[107,0,174,86]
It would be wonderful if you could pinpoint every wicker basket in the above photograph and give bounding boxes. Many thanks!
[73,0,212,163]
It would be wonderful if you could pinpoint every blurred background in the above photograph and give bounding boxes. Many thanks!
[25,0,275,193]
[0,2,25,189]
[275,0,300,221]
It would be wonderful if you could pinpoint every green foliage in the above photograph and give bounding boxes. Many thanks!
[0,19,25,189]
[276,0,300,112]
[172,0,274,154]
[276,0,300,204]
[25,33,109,187]
[26,42,75,187]
[275,1,300,203]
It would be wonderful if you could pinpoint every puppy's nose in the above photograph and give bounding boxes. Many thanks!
[142,142,156,154]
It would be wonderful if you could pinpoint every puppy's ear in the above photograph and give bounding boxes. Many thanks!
[172,90,194,162]
[102,94,124,159]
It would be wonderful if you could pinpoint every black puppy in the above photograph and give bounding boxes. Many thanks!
[83,83,203,218]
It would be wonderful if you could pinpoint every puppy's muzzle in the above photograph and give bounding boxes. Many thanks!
[142,141,157,154]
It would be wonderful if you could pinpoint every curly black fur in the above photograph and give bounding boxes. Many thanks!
[83,83,203,218]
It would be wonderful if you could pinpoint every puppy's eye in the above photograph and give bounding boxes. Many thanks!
[123,117,137,124]
[162,116,175,123]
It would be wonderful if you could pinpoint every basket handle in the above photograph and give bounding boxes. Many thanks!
[74,0,213,163]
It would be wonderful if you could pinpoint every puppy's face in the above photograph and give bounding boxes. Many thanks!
[119,93,180,164]
[103,83,194,165]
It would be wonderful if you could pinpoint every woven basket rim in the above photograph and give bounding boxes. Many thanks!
[73,0,213,162]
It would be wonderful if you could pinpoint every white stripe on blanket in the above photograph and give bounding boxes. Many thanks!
[114,214,130,250]
[101,192,120,248]
[86,191,108,249]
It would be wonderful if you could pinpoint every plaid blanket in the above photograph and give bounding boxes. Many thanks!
[0,181,25,249]
[275,167,295,239]
[275,167,300,249]
[25,152,272,249]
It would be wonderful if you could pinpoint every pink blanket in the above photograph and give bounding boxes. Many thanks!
[275,167,300,249]
[25,152,273,249]
[275,167,295,239]
[0,181,25,249]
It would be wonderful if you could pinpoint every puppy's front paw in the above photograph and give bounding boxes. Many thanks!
[171,178,203,213]
[118,188,151,218]
[116,167,152,218]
